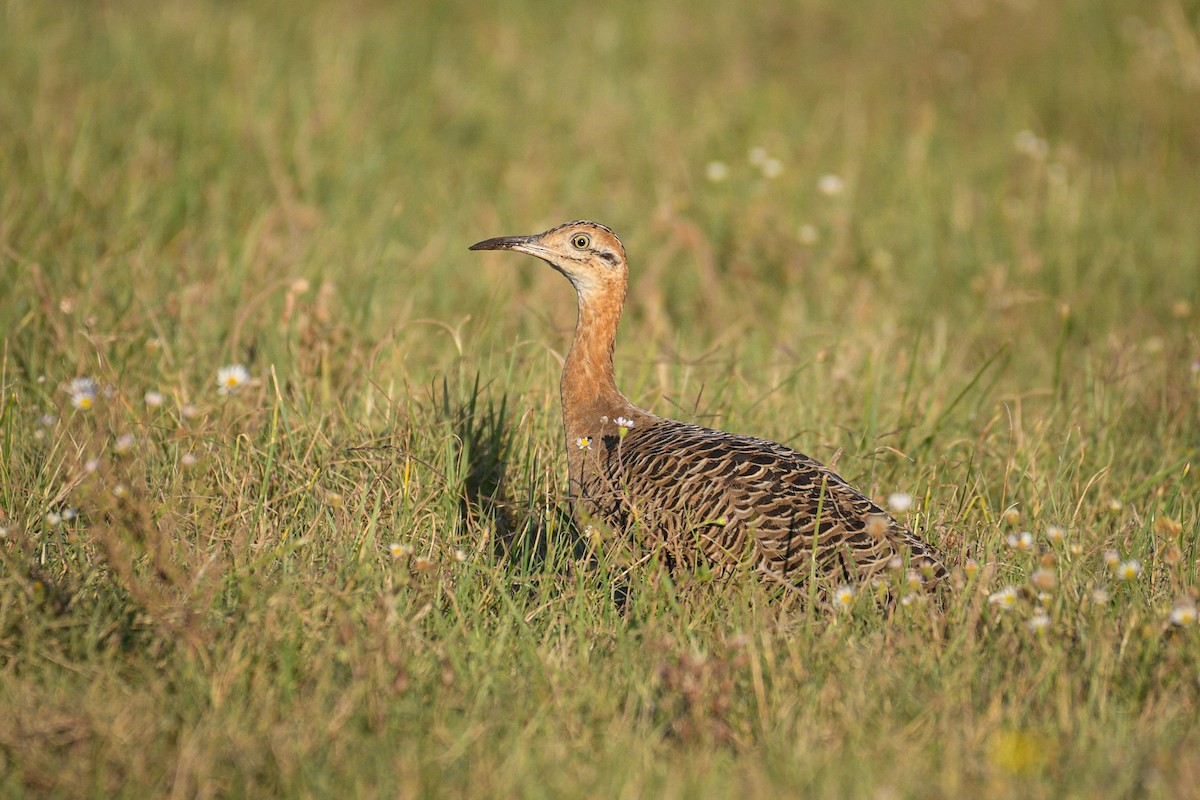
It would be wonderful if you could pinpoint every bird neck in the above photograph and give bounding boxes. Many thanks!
[561,284,632,435]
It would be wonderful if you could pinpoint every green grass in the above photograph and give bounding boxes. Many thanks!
[2,0,1199,796]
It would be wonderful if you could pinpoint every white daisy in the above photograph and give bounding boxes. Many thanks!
[69,376,98,410]
[1169,602,1197,626]
[1027,612,1051,632]
[217,364,251,395]
[988,585,1019,609]
[1115,559,1142,582]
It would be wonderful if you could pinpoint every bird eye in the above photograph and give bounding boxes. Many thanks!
[571,234,591,249]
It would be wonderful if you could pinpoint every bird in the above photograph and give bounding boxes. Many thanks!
[470,220,946,594]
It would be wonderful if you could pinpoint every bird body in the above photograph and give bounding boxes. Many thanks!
[470,220,946,589]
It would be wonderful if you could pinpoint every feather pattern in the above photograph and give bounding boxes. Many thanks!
[573,413,946,587]
[471,220,947,590]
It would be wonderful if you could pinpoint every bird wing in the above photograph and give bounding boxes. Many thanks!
[592,417,946,585]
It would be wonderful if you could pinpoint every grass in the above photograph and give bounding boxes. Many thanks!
[1,0,1199,796]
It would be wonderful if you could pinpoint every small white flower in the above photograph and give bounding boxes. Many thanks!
[68,377,98,411]
[1102,549,1121,568]
[1027,612,1051,632]
[454,549,468,563]
[217,364,251,395]
[1045,525,1065,544]
[144,390,165,408]
[748,146,768,166]
[1091,587,1111,606]
[387,542,408,559]
[817,174,845,197]
[0,527,7,539]
[705,161,730,182]
[887,492,913,513]
[797,224,820,245]
[45,511,62,526]
[575,437,591,450]
[614,416,635,429]
[84,458,100,473]
[1115,559,1142,582]
[68,377,98,397]
[833,585,856,609]
[1013,130,1049,159]
[1002,506,1021,525]
[760,157,783,179]
[989,585,1019,609]
[113,433,135,454]
[1006,531,1035,552]
[112,483,128,498]
[1169,602,1197,626]
[180,453,198,468]
[38,414,57,427]
[61,507,77,521]
[181,404,200,420]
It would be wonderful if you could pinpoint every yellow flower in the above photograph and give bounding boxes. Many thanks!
[988,728,1051,775]
[833,585,856,609]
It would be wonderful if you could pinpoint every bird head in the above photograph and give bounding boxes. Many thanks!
[469,220,627,297]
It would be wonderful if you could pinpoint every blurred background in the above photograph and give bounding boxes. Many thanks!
[3,0,1197,401]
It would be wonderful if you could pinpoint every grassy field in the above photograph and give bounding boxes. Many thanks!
[2,0,1199,796]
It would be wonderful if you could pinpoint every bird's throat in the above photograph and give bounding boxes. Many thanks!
[560,291,628,435]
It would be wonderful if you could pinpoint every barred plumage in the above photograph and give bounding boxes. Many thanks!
[470,220,946,590]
